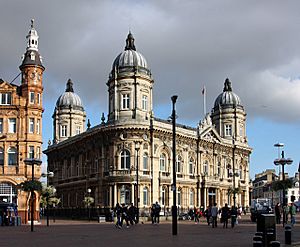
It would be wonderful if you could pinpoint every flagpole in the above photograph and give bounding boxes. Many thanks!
[202,86,206,116]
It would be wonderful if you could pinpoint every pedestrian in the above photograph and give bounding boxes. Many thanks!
[284,204,290,223]
[204,205,211,226]
[290,203,296,226]
[121,203,130,228]
[275,203,281,224]
[211,203,218,228]
[151,204,156,224]
[114,203,122,229]
[154,201,161,224]
[230,206,237,228]
[221,203,230,228]
[128,203,136,225]
[194,207,200,224]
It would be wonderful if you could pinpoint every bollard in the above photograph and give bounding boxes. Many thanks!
[266,231,275,247]
[285,225,292,245]
[253,235,263,247]
[254,232,264,246]
[270,241,280,247]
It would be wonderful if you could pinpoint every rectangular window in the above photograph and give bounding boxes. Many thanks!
[36,147,41,159]
[61,125,67,137]
[36,119,40,134]
[76,126,81,135]
[8,118,16,133]
[225,124,232,136]
[0,93,12,105]
[37,93,41,105]
[29,146,34,159]
[121,94,130,109]
[142,95,147,111]
[30,92,35,104]
[0,118,3,133]
[29,118,34,133]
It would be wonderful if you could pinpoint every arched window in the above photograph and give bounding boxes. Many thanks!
[227,165,232,178]
[121,150,130,169]
[189,158,194,174]
[203,161,209,175]
[143,187,149,206]
[0,148,4,166]
[160,154,166,171]
[8,147,17,165]
[217,161,221,176]
[143,152,148,170]
[176,155,182,173]
[189,189,195,206]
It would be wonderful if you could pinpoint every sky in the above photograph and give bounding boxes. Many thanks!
[0,0,300,179]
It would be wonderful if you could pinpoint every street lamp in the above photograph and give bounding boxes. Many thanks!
[135,140,142,223]
[41,171,54,226]
[24,154,42,232]
[274,151,293,226]
[87,188,91,221]
[171,95,178,236]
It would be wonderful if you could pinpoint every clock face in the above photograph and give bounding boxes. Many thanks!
[30,72,36,79]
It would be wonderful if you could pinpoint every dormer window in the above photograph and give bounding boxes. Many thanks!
[225,124,232,136]
[30,52,35,60]
[0,92,12,105]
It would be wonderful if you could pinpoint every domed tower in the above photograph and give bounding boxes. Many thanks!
[19,19,45,158]
[211,78,247,143]
[53,79,86,143]
[107,32,154,124]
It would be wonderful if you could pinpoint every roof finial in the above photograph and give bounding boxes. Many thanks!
[125,32,136,51]
[223,78,232,92]
[66,79,74,92]
[31,19,34,28]
[87,119,91,129]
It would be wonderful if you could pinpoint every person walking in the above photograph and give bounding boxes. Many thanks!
[290,203,296,226]
[114,203,122,229]
[205,205,212,226]
[128,203,136,225]
[154,201,161,224]
[151,204,156,224]
[194,207,200,224]
[221,203,230,228]
[275,203,281,224]
[211,203,218,228]
[230,206,237,228]
[121,203,130,228]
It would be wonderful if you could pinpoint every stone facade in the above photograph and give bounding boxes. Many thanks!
[44,33,252,213]
[0,20,44,223]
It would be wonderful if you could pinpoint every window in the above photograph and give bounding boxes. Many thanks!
[177,190,181,206]
[121,94,130,109]
[36,119,40,134]
[30,92,35,104]
[143,153,148,170]
[0,148,4,165]
[76,126,81,135]
[36,147,41,159]
[29,146,34,159]
[0,93,12,105]
[8,147,17,165]
[61,125,67,137]
[0,118,3,133]
[142,95,148,111]
[239,165,243,179]
[203,161,208,175]
[143,187,149,206]
[29,118,34,133]
[37,93,41,105]
[227,165,231,178]
[8,118,16,133]
[217,162,221,176]
[176,155,182,173]
[30,52,35,60]
[121,150,130,169]
[189,158,194,174]
[189,189,194,206]
[160,154,166,171]
[225,124,232,136]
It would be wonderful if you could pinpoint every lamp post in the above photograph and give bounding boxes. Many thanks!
[24,154,42,232]
[171,95,178,236]
[87,188,91,221]
[232,139,236,208]
[274,151,293,226]
[134,141,141,223]
[41,171,54,226]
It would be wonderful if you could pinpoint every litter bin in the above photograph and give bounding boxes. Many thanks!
[285,225,292,245]
[257,214,276,246]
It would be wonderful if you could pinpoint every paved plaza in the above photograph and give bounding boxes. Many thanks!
[0,214,299,247]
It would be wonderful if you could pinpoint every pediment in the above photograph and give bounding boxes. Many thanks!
[0,80,17,91]
[199,126,222,143]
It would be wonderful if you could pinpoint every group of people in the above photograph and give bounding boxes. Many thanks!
[114,202,138,229]
[150,202,161,224]
[192,203,242,228]
[275,202,297,226]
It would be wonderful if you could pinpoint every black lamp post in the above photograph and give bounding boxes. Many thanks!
[232,139,236,208]
[24,155,42,232]
[135,141,141,223]
[171,95,178,236]
[274,151,293,226]
[42,171,54,226]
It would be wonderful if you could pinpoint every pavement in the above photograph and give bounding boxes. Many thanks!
[0,214,299,247]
